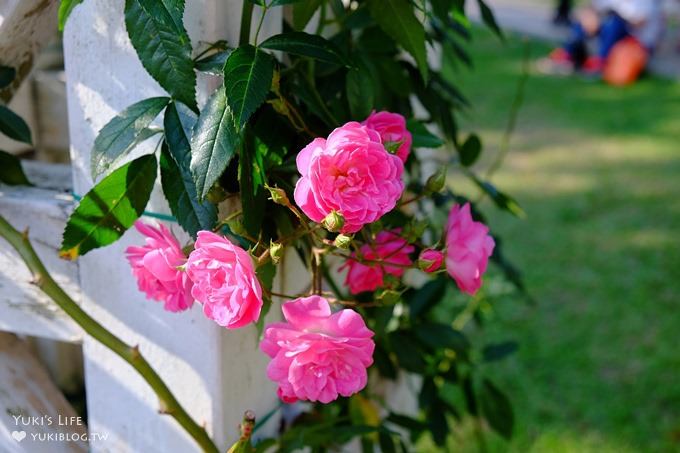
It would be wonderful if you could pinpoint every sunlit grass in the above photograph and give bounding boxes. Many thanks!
[429,28,680,452]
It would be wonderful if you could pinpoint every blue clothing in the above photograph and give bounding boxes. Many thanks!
[564,12,629,66]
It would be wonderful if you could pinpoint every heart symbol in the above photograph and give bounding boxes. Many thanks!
[11,431,26,442]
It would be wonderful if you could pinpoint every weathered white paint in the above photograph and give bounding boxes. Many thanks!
[63,1,284,451]
[0,177,82,343]
[0,332,87,453]
[0,0,59,102]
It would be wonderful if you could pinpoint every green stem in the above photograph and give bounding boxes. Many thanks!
[239,1,254,46]
[0,215,220,453]
[253,5,268,45]
[485,40,530,179]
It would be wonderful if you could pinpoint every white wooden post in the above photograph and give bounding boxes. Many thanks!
[63,1,286,451]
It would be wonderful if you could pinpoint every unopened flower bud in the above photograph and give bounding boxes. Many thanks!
[265,185,290,206]
[333,234,353,250]
[322,210,345,232]
[270,240,284,264]
[418,249,444,273]
[424,167,447,194]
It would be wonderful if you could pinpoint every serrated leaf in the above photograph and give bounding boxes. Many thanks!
[480,378,514,439]
[260,32,348,66]
[58,0,85,31]
[161,103,218,237]
[195,49,232,75]
[346,64,374,119]
[224,45,274,129]
[366,0,428,82]
[0,150,31,186]
[60,154,157,259]
[292,0,323,30]
[460,133,481,166]
[124,0,197,110]
[406,119,444,148]
[90,97,169,179]
[190,86,240,201]
[0,65,16,89]
[0,105,32,144]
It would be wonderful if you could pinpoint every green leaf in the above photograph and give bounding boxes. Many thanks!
[346,64,374,120]
[239,128,267,237]
[270,0,307,5]
[0,65,16,89]
[482,341,518,362]
[195,49,232,75]
[406,119,444,148]
[190,86,240,201]
[366,0,428,82]
[460,133,481,166]
[90,97,169,179]
[260,32,348,66]
[405,277,447,318]
[58,0,85,31]
[480,378,514,439]
[60,154,157,259]
[477,0,504,40]
[124,0,197,110]
[224,45,274,129]
[413,323,470,354]
[292,0,323,30]
[0,105,32,144]
[472,177,525,218]
[388,331,426,373]
[0,150,31,186]
[162,102,217,237]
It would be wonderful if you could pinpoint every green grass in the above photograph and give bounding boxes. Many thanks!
[433,29,680,452]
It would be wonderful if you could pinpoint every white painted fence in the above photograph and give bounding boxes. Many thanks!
[0,1,303,451]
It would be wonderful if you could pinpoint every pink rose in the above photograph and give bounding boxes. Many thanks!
[260,296,375,404]
[362,110,413,163]
[419,249,444,273]
[445,203,495,295]
[125,221,193,312]
[294,122,404,234]
[185,231,262,329]
[341,230,414,294]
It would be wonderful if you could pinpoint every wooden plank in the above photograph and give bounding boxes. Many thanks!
[0,332,87,453]
[0,182,83,343]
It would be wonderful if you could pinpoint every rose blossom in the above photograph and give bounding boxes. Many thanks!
[260,296,375,404]
[125,220,193,312]
[418,249,444,273]
[185,231,262,329]
[362,110,413,163]
[294,122,404,234]
[445,203,495,295]
[341,230,415,294]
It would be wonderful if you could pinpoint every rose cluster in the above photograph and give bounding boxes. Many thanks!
[125,111,496,404]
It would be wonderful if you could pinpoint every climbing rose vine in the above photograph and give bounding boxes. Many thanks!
[51,0,527,450]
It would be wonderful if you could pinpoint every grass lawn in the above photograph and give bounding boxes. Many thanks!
[435,28,680,452]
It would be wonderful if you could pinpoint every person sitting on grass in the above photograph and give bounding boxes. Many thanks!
[541,0,663,76]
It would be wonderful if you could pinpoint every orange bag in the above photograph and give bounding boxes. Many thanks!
[603,37,648,86]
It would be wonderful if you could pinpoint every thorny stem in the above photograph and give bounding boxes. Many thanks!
[0,215,220,453]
